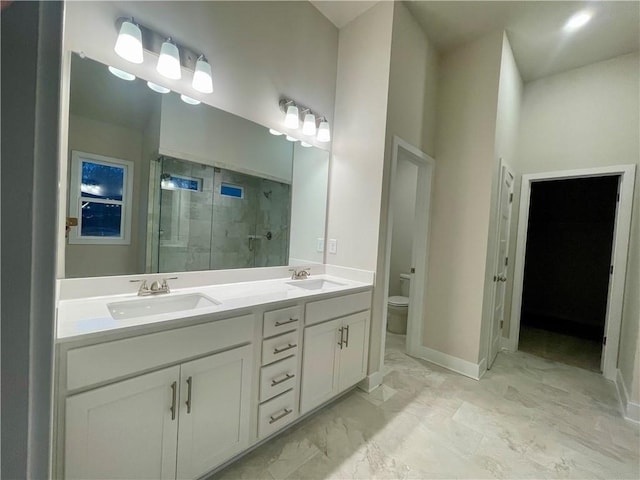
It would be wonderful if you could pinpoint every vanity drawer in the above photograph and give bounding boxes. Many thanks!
[66,314,254,391]
[258,389,296,439]
[263,305,301,338]
[305,290,372,326]
[260,356,297,402]
[261,331,299,366]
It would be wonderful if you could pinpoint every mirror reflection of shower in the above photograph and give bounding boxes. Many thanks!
[148,156,291,272]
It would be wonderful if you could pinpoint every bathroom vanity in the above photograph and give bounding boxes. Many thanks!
[54,272,373,479]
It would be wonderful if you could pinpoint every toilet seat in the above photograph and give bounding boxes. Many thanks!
[388,295,409,307]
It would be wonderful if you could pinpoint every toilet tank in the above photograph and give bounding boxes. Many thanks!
[399,273,411,297]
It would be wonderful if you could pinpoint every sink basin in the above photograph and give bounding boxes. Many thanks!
[107,293,221,320]
[287,279,346,291]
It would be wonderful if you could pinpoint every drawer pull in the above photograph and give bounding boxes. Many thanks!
[170,381,177,420]
[185,376,193,414]
[269,408,293,424]
[273,343,297,355]
[271,373,295,386]
[274,318,298,327]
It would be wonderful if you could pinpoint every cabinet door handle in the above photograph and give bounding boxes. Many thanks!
[269,408,292,424]
[170,381,177,420]
[271,373,295,386]
[344,325,350,348]
[185,376,193,414]
[275,318,298,327]
[338,327,344,349]
[273,343,297,354]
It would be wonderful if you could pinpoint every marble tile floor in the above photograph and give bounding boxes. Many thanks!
[212,333,639,480]
[518,325,602,373]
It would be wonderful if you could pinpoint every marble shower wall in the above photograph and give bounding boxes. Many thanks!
[151,156,291,272]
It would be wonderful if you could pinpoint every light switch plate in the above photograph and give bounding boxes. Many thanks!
[316,238,324,253]
[328,239,337,254]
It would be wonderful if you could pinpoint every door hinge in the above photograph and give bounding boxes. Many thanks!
[500,320,504,329]
[603,336,607,346]
[509,193,513,203]
[410,267,415,274]
[617,193,620,202]
[505,257,508,266]
[493,275,497,282]
[610,265,614,274]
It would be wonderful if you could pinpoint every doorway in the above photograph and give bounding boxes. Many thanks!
[381,137,435,360]
[509,165,636,380]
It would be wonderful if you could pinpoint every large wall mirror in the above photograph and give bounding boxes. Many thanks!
[64,54,329,278]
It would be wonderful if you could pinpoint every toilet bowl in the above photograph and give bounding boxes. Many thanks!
[387,273,410,334]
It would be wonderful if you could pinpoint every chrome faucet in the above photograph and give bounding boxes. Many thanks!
[289,268,311,280]
[133,277,177,296]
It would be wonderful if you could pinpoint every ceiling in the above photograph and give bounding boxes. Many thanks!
[69,54,159,131]
[311,1,640,81]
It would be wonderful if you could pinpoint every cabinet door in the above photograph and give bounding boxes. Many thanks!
[300,318,342,414]
[65,366,180,480]
[338,311,370,392]
[176,345,253,479]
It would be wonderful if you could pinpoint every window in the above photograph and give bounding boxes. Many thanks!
[68,151,134,245]
[161,174,202,192]
[220,183,244,199]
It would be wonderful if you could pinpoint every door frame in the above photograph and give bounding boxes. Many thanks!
[381,136,435,358]
[508,164,636,380]
[487,159,515,369]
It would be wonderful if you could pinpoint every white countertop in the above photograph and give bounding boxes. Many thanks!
[56,274,372,342]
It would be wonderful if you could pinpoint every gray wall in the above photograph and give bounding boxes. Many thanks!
[1,2,63,478]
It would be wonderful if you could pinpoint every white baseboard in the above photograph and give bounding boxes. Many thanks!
[358,371,384,392]
[616,369,640,424]
[411,345,485,380]
[500,336,513,351]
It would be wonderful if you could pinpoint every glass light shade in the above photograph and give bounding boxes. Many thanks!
[180,94,200,105]
[157,40,181,80]
[284,105,299,129]
[108,66,136,81]
[300,142,312,148]
[302,113,316,136]
[114,20,143,64]
[317,120,331,142]
[147,81,170,94]
[269,129,283,136]
[285,135,299,142]
[192,56,213,94]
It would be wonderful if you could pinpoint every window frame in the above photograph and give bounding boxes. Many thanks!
[68,151,134,245]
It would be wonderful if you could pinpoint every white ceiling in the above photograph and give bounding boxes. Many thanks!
[312,1,640,82]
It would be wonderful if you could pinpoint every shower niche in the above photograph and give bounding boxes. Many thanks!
[149,156,291,273]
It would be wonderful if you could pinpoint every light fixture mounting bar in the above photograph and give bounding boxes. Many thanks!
[116,17,201,72]
[279,97,317,118]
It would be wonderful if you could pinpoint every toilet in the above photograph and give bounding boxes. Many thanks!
[387,273,410,334]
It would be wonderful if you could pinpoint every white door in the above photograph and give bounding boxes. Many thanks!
[488,165,514,368]
[65,366,180,480]
[300,318,342,414]
[176,345,253,479]
[338,311,370,391]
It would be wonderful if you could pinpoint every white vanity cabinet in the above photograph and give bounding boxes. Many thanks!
[300,292,371,414]
[60,314,255,480]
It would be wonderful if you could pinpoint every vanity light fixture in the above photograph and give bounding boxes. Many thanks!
[147,81,170,93]
[114,18,143,64]
[302,111,317,136]
[192,55,213,93]
[284,103,300,129]
[285,135,299,142]
[300,142,312,148]
[269,129,284,136]
[108,66,136,81]
[157,38,182,80]
[317,117,331,142]
[180,94,200,105]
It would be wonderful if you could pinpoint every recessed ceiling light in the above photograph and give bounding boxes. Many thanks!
[564,10,593,32]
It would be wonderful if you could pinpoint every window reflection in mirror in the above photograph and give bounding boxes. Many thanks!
[64,53,329,278]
